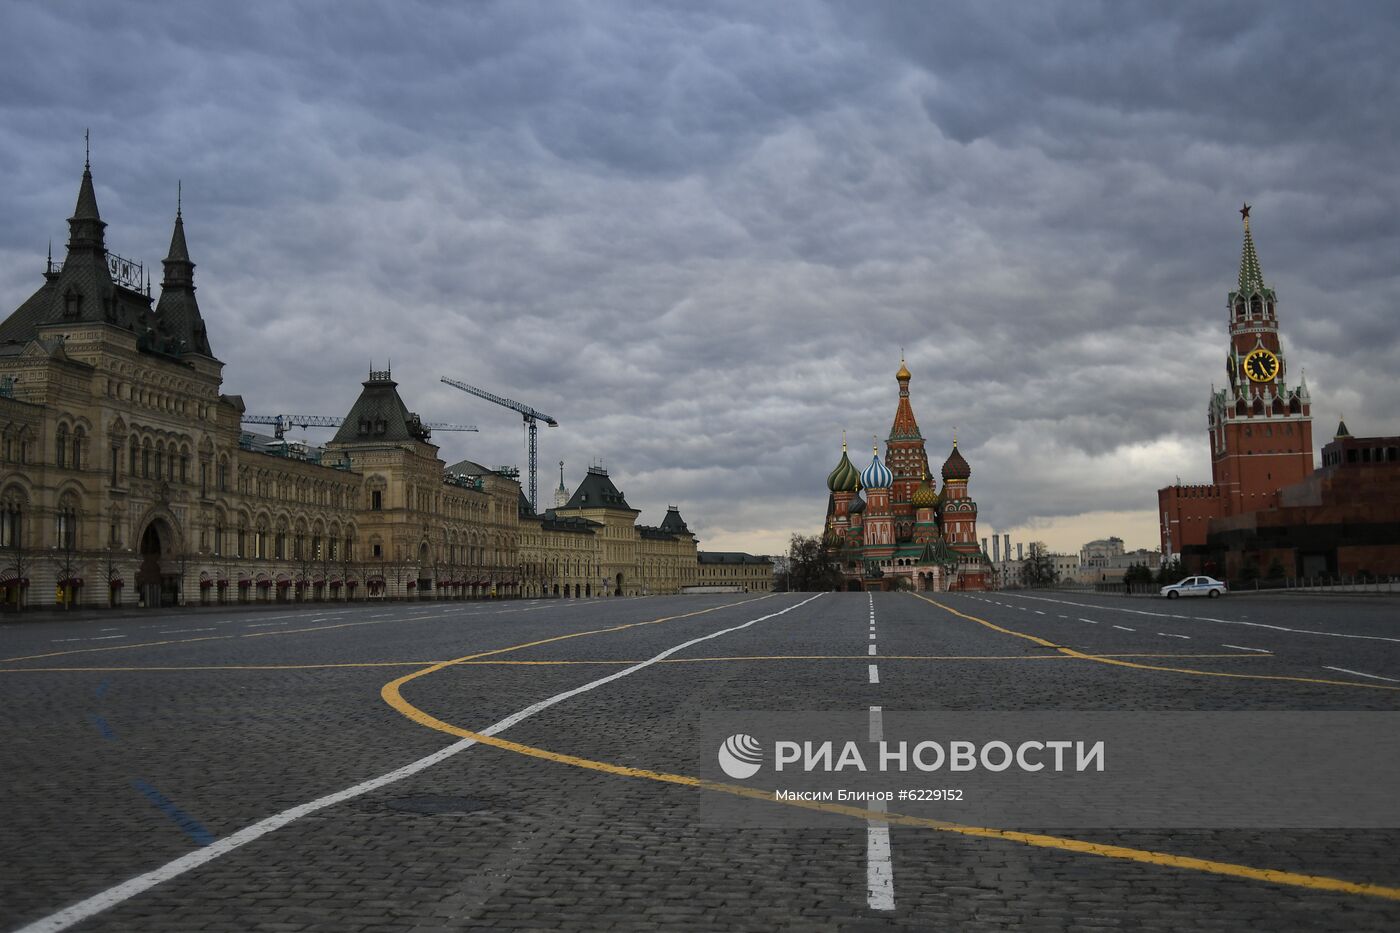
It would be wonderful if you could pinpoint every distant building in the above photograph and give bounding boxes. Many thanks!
[1074,537,1161,584]
[692,552,773,592]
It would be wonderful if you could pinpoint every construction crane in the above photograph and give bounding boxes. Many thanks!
[440,376,557,512]
[241,414,478,441]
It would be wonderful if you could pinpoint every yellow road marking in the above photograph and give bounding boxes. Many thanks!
[376,602,1400,902]
[0,652,1274,675]
[381,659,1400,902]
[913,593,1400,692]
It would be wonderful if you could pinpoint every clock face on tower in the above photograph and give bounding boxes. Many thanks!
[1243,348,1280,383]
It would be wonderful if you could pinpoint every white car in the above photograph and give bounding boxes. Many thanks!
[1159,576,1227,599]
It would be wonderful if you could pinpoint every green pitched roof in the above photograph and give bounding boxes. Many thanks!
[331,372,432,445]
[562,467,635,511]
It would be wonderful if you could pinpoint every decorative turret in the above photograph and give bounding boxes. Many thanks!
[860,443,895,551]
[826,436,861,492]
[1335,418,1351,439]
[861,448,894,490]
[67,136,107,253]
[941,435,971,482]
[910,470,938,509]
[153,184,214,358]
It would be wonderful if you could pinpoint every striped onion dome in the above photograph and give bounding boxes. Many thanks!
[861,449,894,490]
[911,472,938,509]
[826,444,860,492]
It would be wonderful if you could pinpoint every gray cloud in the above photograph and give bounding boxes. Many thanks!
[2,0,1397,551]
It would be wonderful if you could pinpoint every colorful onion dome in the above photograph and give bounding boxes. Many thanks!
[848,493,866,514]
[826,441,860,492]
[896,358,911,381]
[941,441,971,482]
[861,447,894,490]
[911,471,938,508]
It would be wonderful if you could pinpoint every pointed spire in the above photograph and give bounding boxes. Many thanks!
[1238,202,1264,292]
[1336,415,1351,439]
[161,186,194,286]
[67,135,106,250]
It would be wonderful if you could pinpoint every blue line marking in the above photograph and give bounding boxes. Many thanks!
[131,780,216,846]
[87,713,116,741]
[94,680,110,699]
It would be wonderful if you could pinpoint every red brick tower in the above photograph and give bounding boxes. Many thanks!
[1208,205,1314,513]
[885,357,930,541]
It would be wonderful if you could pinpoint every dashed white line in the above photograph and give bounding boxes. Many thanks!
[1222,644,1270,653]
[1078,618,1099,625]
[158,628,215,635]
[868,664,880,684]
[868,644,877,656]
[244,622,287,629]
[1158,633,1190,639]
[865,704,895,910]
[88,635,126,641]
[998,593,1400,644]
[1112,625,1135,632]
[1033,610,1046,615]
[1322,666,1400,683]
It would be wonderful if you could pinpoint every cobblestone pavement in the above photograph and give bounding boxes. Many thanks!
[2,591,1398,931]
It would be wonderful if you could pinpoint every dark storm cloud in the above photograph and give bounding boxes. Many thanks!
[2,0,1397,550]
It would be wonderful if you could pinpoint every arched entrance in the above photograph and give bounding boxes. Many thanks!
[136,519,180,608]
[615,572,623,596]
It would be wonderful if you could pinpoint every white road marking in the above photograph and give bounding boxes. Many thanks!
[88,635,126,641]
[868,644,877,656]
[1158,633,1190,639]
[999,593,1400,644]
[1034,610,1045,615]
[868,664,880,684]
[1222,644,1270,653]
[1112,625,1135,632]
[16,593,826,933]
[869,632,877,641]
[866,700,895,911]
[244,622,286,628]
[50,639,84,644]
[100,628,120,632]
[1078,618,1099,625]
[158,628,215,635]
[1322,666,1400,683]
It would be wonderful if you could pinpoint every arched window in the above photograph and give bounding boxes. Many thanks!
[73,427,84,470]
[0,490,23,548]
[55,497,78,550]
[55,424,68,468]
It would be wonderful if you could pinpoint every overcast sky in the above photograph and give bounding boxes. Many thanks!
[3,1,1397,556]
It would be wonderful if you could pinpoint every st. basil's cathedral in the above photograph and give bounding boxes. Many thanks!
[823,360,991,591]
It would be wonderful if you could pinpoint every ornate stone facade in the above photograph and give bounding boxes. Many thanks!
[0,158,700,609]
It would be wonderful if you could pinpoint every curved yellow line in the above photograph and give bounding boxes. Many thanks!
[911,593,1400,692]
[379,598,1400,902]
